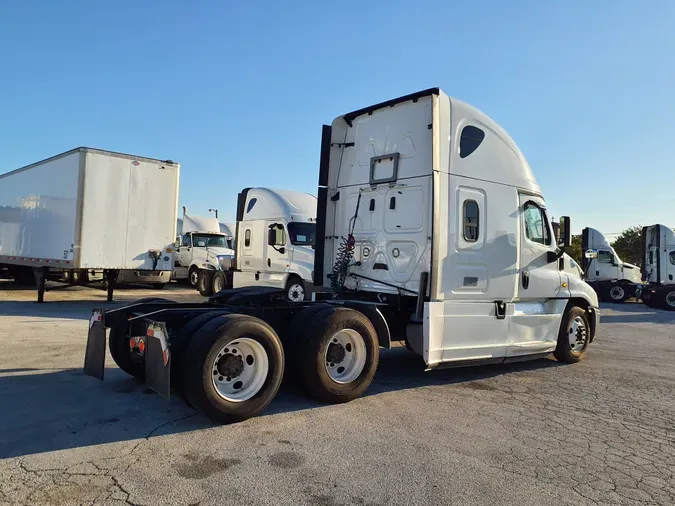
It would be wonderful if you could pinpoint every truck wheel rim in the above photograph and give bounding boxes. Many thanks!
[213,276,223,293]
[211,338,269,402]
[610,286,625,300]
[324,329,367,384]
[568,316,588,352]
[288,283,304,302]
[666,291,675,308]
[190,271,199,286]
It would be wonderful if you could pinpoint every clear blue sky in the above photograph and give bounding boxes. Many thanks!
[1,0,673,235]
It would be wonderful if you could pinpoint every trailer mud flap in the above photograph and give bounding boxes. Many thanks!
[84,309,106,380]
[145,321,171,399]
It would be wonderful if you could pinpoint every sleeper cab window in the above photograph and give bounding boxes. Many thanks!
[459,125,485,158]
[523,203,551,246]
[463,200,479,242]
[246,198,257,214]
[670,251,675,265]
[597,251,614,264]
[244,229,251,247]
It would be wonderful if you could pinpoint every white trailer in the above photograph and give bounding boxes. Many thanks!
[85,89,599,423]
[639,224,675,310]
[581,227,642,302]
[0,147,179,301]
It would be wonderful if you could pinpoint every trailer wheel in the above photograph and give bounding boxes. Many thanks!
[212,271,227,294]
[182,314,284,423]
[606,283,628,303]
[188,266,200,287]
[553,306,590,364]
[108,297,175,380]
[198,270,215,297]
[296,307,378,404]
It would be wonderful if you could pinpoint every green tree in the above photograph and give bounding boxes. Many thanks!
[567,234,583,265]
[611,226,643,266]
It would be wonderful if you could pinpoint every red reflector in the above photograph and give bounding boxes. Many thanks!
[147,328,155,337]
[129,338,135,349]
[139,339,145,353]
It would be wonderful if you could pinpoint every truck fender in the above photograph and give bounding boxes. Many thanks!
[340,301,391,349]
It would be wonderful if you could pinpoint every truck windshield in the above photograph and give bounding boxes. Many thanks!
[192,234,228,248]
[288,222,316,246]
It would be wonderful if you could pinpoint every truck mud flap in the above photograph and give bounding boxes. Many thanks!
[145,321,171,399]
[84,309,106,380]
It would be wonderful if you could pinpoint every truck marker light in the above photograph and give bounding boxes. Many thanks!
[562,282,568,288]
[129,338,135,349]
[139,339,146,353]
[166,248,173,253]
[147,328,155,337]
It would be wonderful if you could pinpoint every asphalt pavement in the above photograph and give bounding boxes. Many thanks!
[0,283,673,505]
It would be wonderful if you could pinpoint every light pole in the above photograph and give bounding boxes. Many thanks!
[208,208,219,219]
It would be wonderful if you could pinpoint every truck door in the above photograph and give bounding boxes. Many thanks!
[262,221,289,287]
[178,234,192,267]
[509,195,565,352]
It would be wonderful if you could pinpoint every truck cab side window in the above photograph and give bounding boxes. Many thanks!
[181,234,190,247]
[268,224,286,246]
[670,251,675,265]
[523,203,551,246]
[244,229,251,247]
[463,200,479,242]
[459,126,485,158]
[597,251,614,264]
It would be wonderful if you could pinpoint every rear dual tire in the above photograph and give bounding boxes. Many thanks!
[182,314,284,423]
[289,306,379,404]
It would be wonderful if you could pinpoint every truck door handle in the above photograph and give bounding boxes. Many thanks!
[522,271,529,289]
[267,258,271,267]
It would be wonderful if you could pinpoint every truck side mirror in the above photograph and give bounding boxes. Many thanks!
[558,216,571,249]
[585,249,598,259]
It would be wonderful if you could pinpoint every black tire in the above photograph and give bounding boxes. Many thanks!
[295,307,379,404]
[212,271,227,294]
[108,297,174,380]
[170,310,232,398]
[660,288,675,311]
[188,266,200,287]
[554,306,591,364]
[286,275,306,302]
[198,270,215,297]
[74,269,89,285]
[605,283,629,303]
[182,314,284,423]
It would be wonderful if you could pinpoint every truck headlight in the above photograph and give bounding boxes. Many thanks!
[217,255,234,271]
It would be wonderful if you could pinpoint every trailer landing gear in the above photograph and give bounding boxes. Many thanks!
[33,266,47,303]
[105,269,119,302]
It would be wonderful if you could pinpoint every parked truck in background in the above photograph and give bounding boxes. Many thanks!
[639,224,675,310]
[173,210,235,287]
[84,88,599,424]
[581,227,642,303]
[0,147,178,301]
[197,188,316,301]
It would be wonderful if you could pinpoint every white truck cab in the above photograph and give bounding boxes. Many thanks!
[233,188,316,301]
[316,87,599,368]
[640,224,675,310]
[581,227,642,302]
[173,211,234,287]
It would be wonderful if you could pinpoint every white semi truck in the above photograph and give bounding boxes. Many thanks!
[581,227,642,302]
[84,88,599,423]
[173,210,235,287]
[639,224,675,310]
[0,147,178,302]
[197,188,316,301]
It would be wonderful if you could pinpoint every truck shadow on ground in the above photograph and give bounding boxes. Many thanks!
[599,302,675,324]
[0,348,562,459]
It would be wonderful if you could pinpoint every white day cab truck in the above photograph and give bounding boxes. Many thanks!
[173,209,235,287]
[84,88,600,423]
[639,224,675,310]
[0,148,178,301]
[196,188,316,302]
[581,227,642,303]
